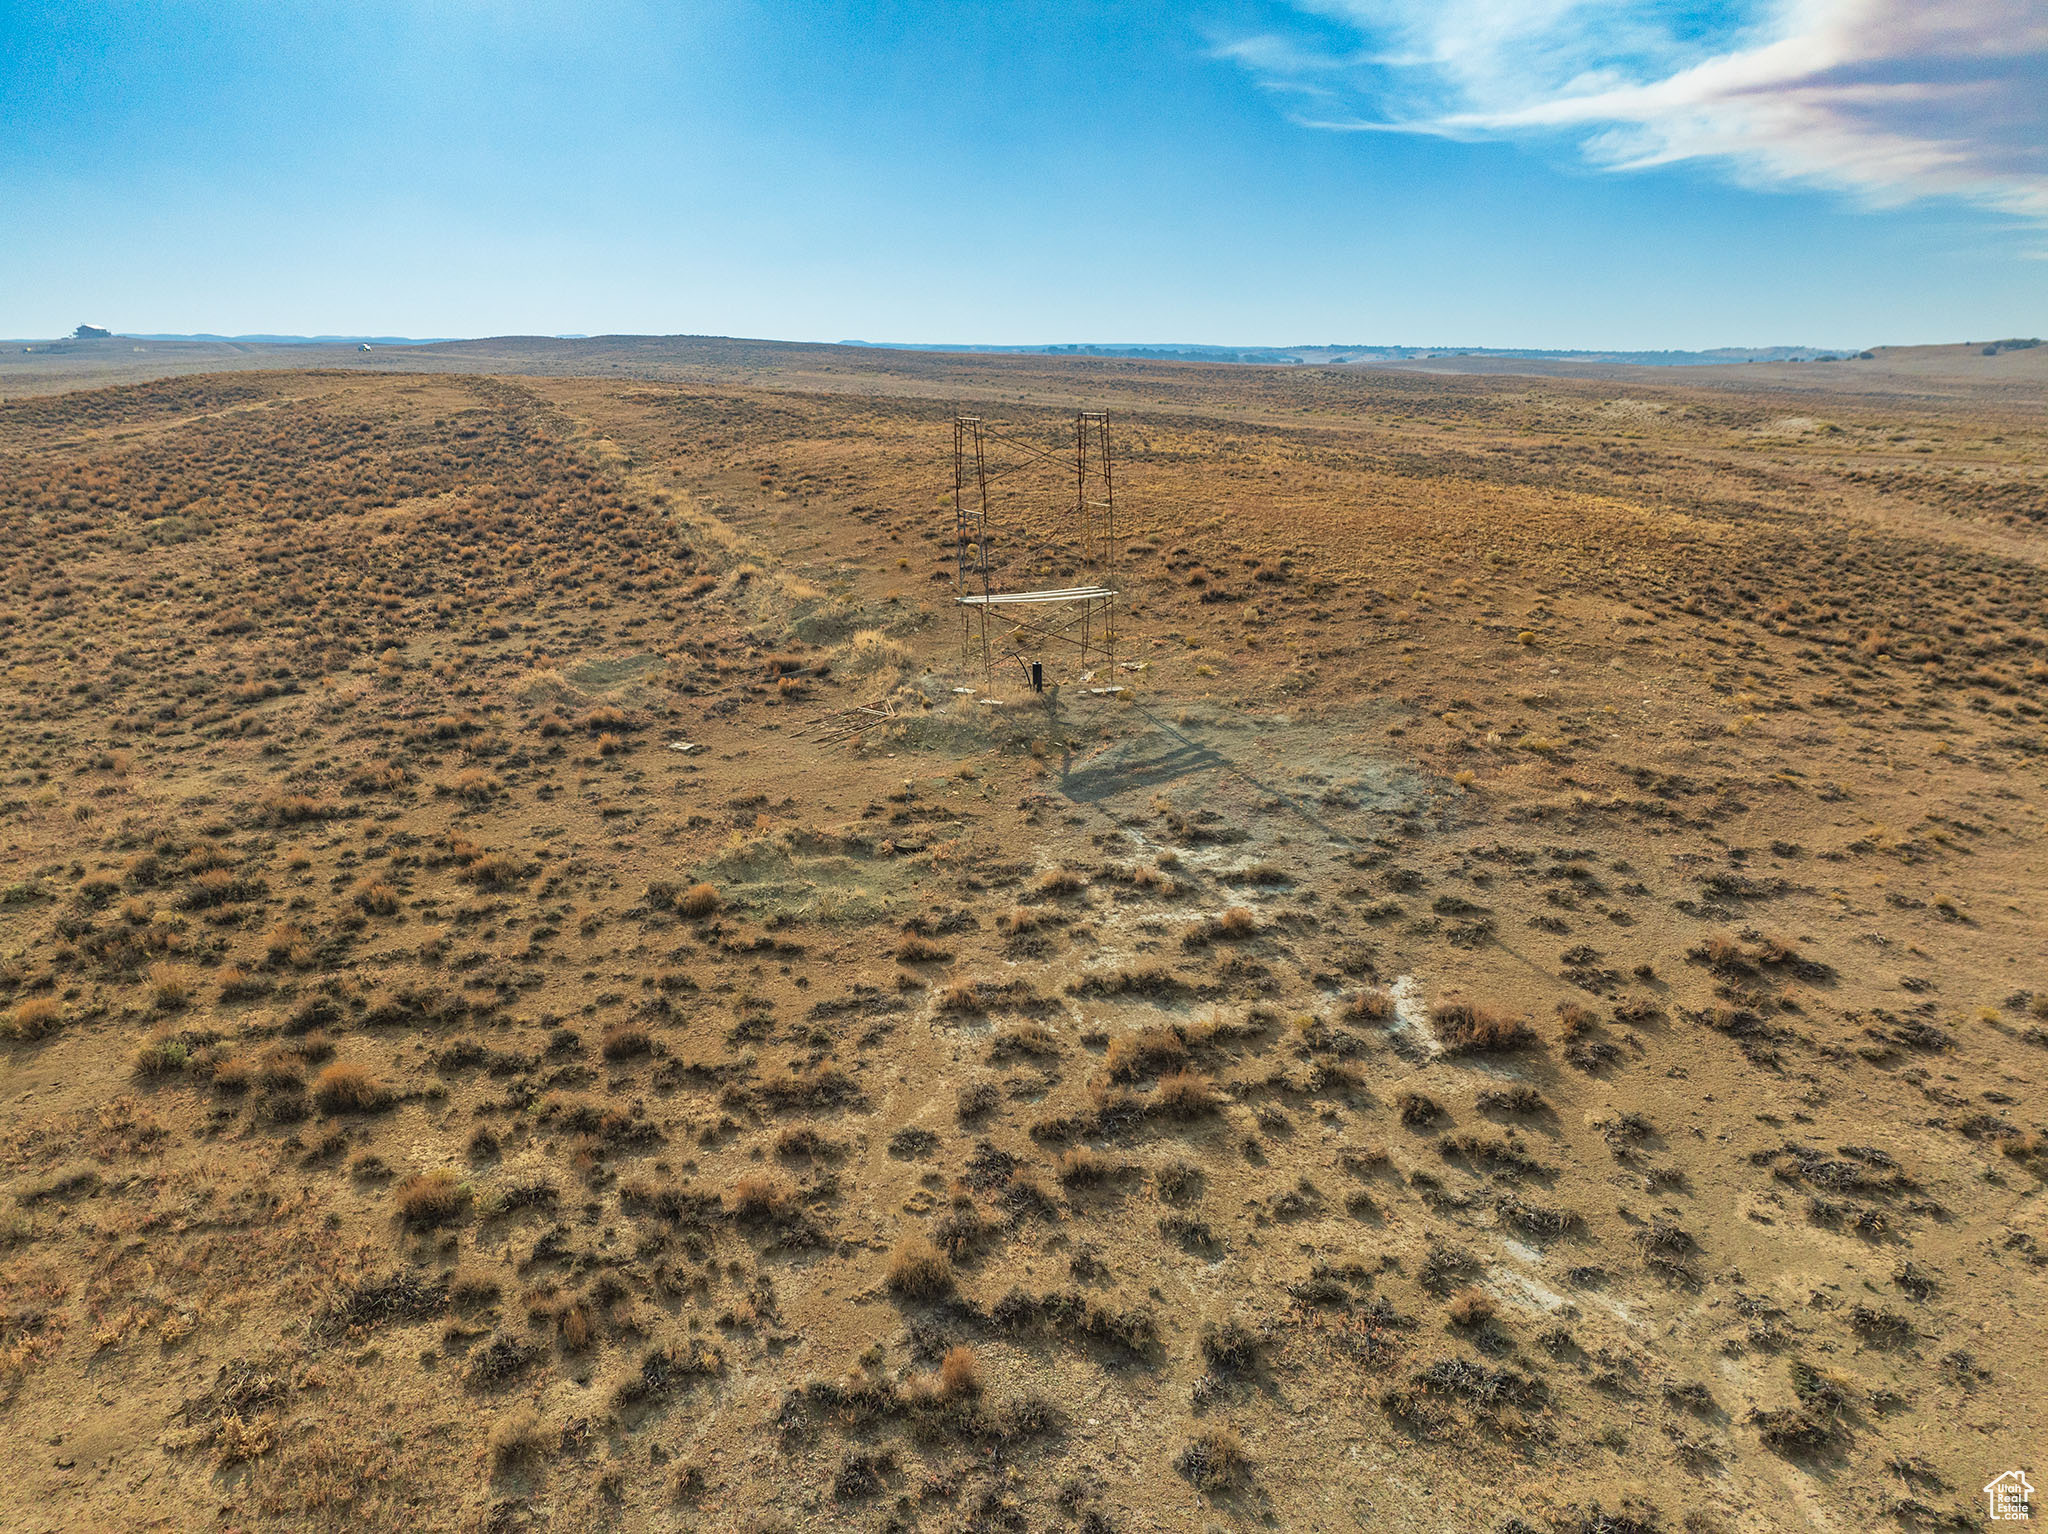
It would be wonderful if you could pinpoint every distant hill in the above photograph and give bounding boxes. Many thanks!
[121,332,457,345]
[5,330,2042,408]
[4,331,1989,367]
[839,340,1866,367]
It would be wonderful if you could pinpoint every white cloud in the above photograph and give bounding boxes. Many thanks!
[1220,0,2048,221]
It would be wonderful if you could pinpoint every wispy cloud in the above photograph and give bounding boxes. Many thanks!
[1217,0,2048,221]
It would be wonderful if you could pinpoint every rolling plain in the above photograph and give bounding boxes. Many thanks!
[1,335,2045,1532]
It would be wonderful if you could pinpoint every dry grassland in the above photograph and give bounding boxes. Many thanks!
[0,342,2044,1532]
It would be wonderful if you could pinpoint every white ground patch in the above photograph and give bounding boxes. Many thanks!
[1490,1236,1642,1329]
[1386,974,1438,1057]
[1487,1264,1571,1316]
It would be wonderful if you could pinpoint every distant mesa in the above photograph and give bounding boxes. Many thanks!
[71,324,112,340]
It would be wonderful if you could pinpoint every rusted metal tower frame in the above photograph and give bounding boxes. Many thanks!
[953,410,1118,697]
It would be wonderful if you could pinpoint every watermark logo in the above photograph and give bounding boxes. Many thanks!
[1987,1470,2035,1521]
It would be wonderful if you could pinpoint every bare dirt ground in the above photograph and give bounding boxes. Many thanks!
[1,341,2045,1533]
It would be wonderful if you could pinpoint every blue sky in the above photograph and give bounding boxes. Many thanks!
[2,1,2042,348]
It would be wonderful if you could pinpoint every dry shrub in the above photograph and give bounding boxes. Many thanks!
[257,1048,307,1091]
[886,1236,954,1300]
[601,1024,652,1061]
[936,982,985,1015]
[1057,1148,1118,1187]
[445,769,500,804]
[217,964,265,1001]
[1447,1286,1495,1327]
[1555,1000,1597,1040]
[895,935,952,964]
[489,1407,550,1470]
[1175,1424,1247,1491]
[395,1169,469,1228]
[133,1028,192,1076]
[346,762,407,795]
[1699,934,1747,970]
[1346,988,1396,1023]
[1155,1159,1203,1203]
[931,1199,991,1259]
[558,1300,595,1350]
[264,792,331,826]
[464,854,525,890]
[1432,1001,1535,1054]
[729,1174,793,1221]
[991,1021,1059,1059]
[3,997,62,1041]
[264,922,307,966]
[2002,1131,2047,1164]
[1089,1081,1146,1133]
[956,1079,1001,1123]
[184,867,240,908]
[1105,1025,1188,1082]
[1153,1070,1218,1118]
[1476,1084,1548,1116]
[1397,1091,1443,1128]
[148,961,196,1010]
[1754,933,1803,966]
[938,1344,982,1398]
[213,1411,278,1466]
[775,1125,832,1159]
[757,1063,855,1110]
[354,879,400,916]
[838,629,912,678]
[1216,906,1258,937]
[313,1062,386,1114]
[1200,1319,1261,1375]
[1030,868,1089,899]
[676,883,720,919]
[451,1268,503,1308]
